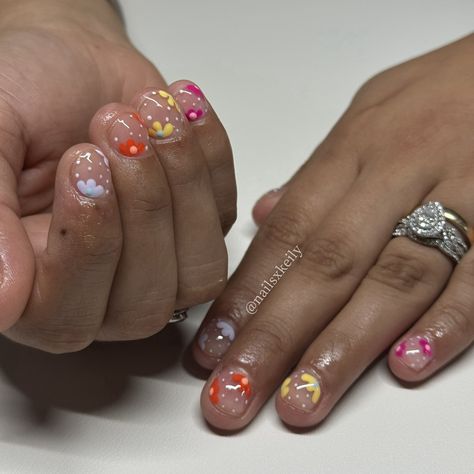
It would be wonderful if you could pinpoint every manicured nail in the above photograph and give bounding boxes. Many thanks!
[109,112,150,158]
[198,318,236,359]
[208,368,253,417]
[280,368,322,413]
[137,90,185,141]
[394,335,434,371]
[172,82,209,122]
[71,148,112,199]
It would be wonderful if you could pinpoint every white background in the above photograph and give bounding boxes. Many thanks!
[0,1,473,472]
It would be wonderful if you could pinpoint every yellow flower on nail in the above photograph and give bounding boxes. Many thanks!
[158,90,180,111]
[148,121,174,139]
[301,373,321,404]
[281,377,291,398]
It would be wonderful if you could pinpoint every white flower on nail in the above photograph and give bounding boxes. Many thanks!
[77,179,105,198]
[216,320,235,341]
[198,332,208,351]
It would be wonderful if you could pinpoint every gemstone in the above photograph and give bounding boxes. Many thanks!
[407,202,445,238]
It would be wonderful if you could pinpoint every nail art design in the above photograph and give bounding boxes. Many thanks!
[71,149,112,198]
[198,319,236,359]
[395,335,433,371]
[209,369,252,416]
[172,83,209,122]
[109,112,149,158]
[280,368,321,412]
[137,90,185,141]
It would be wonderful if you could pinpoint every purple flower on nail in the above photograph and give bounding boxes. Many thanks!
[216,320,235,341]
[77,178,104,198]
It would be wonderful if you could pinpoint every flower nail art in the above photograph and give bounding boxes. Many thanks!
[280,368,321,412]
[209,369,252,416]
[71,148,112,199]
[172,82,209,122]
[198,318,236,359]
[109,112,149,158]
[395,335,434,371]
[137,89,185,141]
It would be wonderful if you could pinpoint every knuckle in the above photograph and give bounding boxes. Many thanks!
[437,302,473,337]
[260,208,308,250]
[104,295,176,340]
[31,326,96,354]
[177,254,228,307]
[129,185,172,219]
[301,235,355,281]
[367,252,427,292]
[247,319,293,358]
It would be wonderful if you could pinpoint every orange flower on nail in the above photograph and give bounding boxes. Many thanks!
[119,139,145,157]
[232,373,251,398]
[209,378,220,405]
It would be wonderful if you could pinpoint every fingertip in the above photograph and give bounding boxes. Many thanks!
[252,188,284,225]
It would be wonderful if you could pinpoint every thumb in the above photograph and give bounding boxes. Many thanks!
[0,109,35,331]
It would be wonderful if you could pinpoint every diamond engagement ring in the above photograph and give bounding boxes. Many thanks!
[392,201,471,264]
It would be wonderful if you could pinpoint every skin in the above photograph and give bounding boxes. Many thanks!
[194,34,474,430]
[0,0,236,351]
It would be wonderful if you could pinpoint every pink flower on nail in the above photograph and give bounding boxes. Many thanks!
[186,108,203,121]
[186,84,205,99]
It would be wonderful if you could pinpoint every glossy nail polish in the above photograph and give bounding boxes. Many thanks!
[137,90,185,141]
[280,368,321,413]
[71,148,112,198]
[395,335,433,371]
[198,319,236,359]
[172,82,209,122]
[109,112,150,158]
[209,368,253,416]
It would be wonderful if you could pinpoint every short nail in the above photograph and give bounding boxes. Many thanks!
[71,148,113,199]
[171,82,209,122]
[394,335,434,372]
[208,368,253,417]
[280,367,322,413]
[137,89,185,141]
[109,112,150,158]
[198,318,236,359]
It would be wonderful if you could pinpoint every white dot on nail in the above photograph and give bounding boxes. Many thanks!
[165,117,169,122]
[106,190,109,194]
[192,102,196,107]
[75,173,80,178]
[114,137,118,142]
[138,134,142,138]
[100,174,103,179]
[88,167,92,171]
[130,132,133,136]
[234,398,239,402]
[106,180,109,183]
[302,404,306,408]
[152,91,157,95]
[167,106,171,110]
[76,160,80,165]
[197,97,201,101]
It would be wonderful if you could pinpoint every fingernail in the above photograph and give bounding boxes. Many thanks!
[71,148,113,199]
[171,82,209,122]
[137,89,185,141]
[394,335,434,372]
[109,112,150,158]
[197,318,236,359]
[208,368,253,417]
[280,367,322,413]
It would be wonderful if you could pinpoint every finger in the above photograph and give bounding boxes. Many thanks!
[389,203,474,381]
[5,144,122,352]
[89,105,177,341]
[200,165,432,430]
[133,87,227,308]
[169,81,236,235]
[193,134,359,370]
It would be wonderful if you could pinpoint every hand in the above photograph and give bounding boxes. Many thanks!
[193,34,474,430]
[0,0,236,351]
